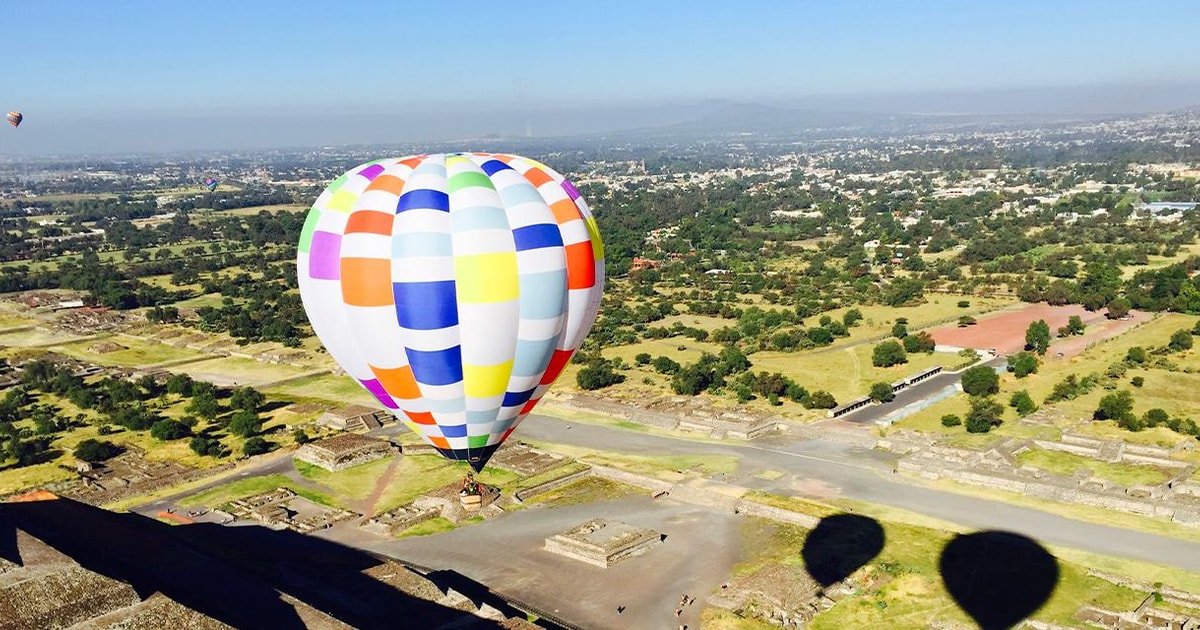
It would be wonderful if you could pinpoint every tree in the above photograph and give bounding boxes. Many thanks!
[1009,390,1037,416]
[902,331,936,354]
[229,386,265,412]
[965,398,1004,433]
[869,382,895,403]
[651,356,681,375]
[1066,315,1085,336]
[843,309,863,327]
[960,365,1000,396]
[1168,329,1194,352]
[576,359,625,391]
[1094,390,1135,425]
[74,438,120,463]
[1193,320,1200,336]
[292,428,311,445]
[150,419,191,441]
[872,341,908,367]
[941,414,962,427]
[243,437,271,456]
[957,315,976,328]
[1024,319,1051,355]
[1106,297,1131,320]
[634,353,652,366]
[1131,376,1145,387]
[186,392,221,420]
[805,390,837,409]
[1125,346,1147,364]
[189,436,224,457]
[1006,351,1039,378]
[228,410,263,438]
[891,321,908,339]
[1143,408,1169,427]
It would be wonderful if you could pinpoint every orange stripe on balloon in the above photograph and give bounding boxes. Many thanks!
[564,241,596,290]
[523,167,553,187]
[429,436,451,449]
[405,410,437,425]
[371,365,422,399]
[340,258,393,306]
[365,174,405,195]
[345,210,394,235]
[549,199,582,224]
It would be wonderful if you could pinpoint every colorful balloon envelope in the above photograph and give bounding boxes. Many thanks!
[204,177,218,191]
[297,153,604,471]
[6,112,21,128]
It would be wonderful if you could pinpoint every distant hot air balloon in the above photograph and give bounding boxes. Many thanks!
[6,112,21,128]
[297,153,604,471]
[204,177,218,191]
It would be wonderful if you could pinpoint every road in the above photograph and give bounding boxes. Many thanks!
[839,356,1006,425]
[517,413,1200,573]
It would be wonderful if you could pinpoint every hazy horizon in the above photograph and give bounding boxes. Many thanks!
[2,1,1199,155]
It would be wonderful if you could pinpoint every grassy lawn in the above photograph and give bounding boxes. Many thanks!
[52,336,208,367]
[176,473,337,509]
[371,454,512,515]
[1014,447,1177,487]
[174,356,315,387]
[717,503,1149,630]
[397,516,457,538]
[0,327,91,347]
[294,457,397,502]
[520,476,644,507]
[263,373,378,407]
[522,440,739,478]
[752,345,959,403]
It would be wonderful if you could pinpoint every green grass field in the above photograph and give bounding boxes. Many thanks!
[1014,447,1177,487]
[176,474,337,509]
[263,373,377,407]
[52,336,208,367]
[294,457,396,502]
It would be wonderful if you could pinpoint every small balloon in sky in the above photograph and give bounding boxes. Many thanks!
[297,152,604,472]
[6,112,21,128]
[204,177,218,191]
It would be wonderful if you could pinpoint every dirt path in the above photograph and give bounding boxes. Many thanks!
[358,455,404,516]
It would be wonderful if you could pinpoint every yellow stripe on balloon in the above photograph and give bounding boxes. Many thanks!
[464,360,514,398]
[584,216,605,260]
[327,189,359,212]
[455,252,519,303]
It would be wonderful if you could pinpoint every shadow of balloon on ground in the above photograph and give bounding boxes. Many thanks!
[939,530,1060,630]
[801,513,886,592]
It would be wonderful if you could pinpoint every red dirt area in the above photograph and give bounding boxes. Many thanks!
[929,303,1146,357]
[7,489,59,502]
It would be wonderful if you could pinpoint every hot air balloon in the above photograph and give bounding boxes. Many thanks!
[6,112,21,128]
[297,153,604,471]
[204,177,218,191]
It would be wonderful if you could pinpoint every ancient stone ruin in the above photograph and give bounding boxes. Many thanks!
[315,404,393,431]
[543,519,662,568]
[293,433,399,472]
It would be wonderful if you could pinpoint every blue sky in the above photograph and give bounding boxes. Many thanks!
[1,0,1199,152]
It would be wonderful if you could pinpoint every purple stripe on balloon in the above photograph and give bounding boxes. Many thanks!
[308,231,342,280]
[360,377,399,409]
[358,163,386,181]
[561,179,581,200]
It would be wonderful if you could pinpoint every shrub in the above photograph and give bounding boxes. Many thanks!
[941,414,962,427]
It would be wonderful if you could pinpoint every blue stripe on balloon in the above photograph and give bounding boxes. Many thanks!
[518,270,567,319]
[451,206,512,232]
[393,231,452,257]
[481,159,513,176]
[467,409,499,425]
[502,388,536,408]
[512,223,564,251]
[396,189,450,213]
[441,424,468,438]
[406,346,464,385]
[512,338,557,377]
[393,281,458,330]
[497,183,545,208]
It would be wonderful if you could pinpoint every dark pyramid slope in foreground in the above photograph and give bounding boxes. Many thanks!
[0,492,544,629]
